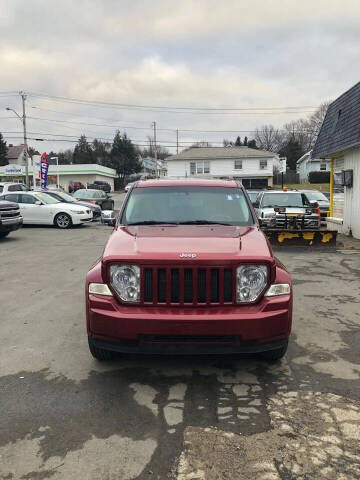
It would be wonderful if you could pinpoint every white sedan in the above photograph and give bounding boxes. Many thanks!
[0,191,93,228]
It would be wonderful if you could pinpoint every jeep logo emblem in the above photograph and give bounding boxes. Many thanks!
[179,253,197,258]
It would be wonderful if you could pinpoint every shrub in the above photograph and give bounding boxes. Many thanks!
[309,171,330,183]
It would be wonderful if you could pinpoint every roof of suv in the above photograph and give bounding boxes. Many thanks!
[136,179,239,188]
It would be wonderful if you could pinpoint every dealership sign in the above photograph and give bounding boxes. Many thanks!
[4,165,23,174]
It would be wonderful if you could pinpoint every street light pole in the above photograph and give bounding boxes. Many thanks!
[20,91,29,187]
[6,92,30,187]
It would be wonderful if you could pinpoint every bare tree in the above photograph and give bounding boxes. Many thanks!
[307,101,331,148]
[254,125,284,152]
[142,136,170,160]
[282,101,331,152]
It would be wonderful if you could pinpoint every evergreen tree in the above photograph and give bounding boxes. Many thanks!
[235,136,242,146]
[278,137,304,171]
[0,133,8,166]
[110,131,142,185]
[92,139,111,166]
[247,139,258,149]
[243,136,248,146]
[72,135,93,164]
[58,149,73,165]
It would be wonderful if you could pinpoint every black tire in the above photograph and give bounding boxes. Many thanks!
[54,212,72,229]
[88,337,116,361]
[258,340,288,362]
[0,231,10,238]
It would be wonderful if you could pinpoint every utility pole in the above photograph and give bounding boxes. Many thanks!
[20,91,29,187]
[176,129,179,154]
[153,121,158,178]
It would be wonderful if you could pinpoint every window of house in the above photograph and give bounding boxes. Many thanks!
[234,160,242,170]
[260,159,267,169]
[190,161,210,175]
[320,163,327,171]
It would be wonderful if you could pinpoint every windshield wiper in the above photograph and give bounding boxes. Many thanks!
[177,220,233,226]
[126,220,179,225]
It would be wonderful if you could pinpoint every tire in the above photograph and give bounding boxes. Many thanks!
[0,231,10,238]
[54,212,72,229]
[88,337,116,361]
[258,339,288,362]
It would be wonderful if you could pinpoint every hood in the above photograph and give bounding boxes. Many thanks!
[102,225,274,265]
[53,202,87,212]
[76,200,101,210]
[0,200,18,209]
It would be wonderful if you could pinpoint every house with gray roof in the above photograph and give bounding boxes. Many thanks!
[6,144,27,165]
[312,81,360,238]
[166,146,278,188]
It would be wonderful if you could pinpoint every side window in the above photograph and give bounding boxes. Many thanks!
[8,184,22,191]
[4,194,20,202]
[259,160,267,170]
[234,160,242,170]
[20,194,37,204]
[302,194,310,206]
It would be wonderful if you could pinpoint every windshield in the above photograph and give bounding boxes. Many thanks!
[302,191,328,202]
[261,193,307,208]
[121,186,253,226]
[247,191,259,202]
[56,192,76,202]
[74,189,105,199]
[35,192,61,204]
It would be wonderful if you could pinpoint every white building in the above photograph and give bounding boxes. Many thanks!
[296,150,330,182]
[5,144,27,165]
[312,81,360,239]
[0,161,117,192]
[166,146,278,188]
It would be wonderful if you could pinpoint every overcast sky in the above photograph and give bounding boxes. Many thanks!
[1,0,360,154]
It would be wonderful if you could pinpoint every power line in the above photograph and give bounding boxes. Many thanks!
[27,91,317,113]
[29,105,154,125]
[21,117,317,135]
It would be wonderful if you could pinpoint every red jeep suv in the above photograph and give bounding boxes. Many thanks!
[86,180,292,361]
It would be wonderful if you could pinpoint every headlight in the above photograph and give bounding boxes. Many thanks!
[110,265,140,302]
[236,265,267,303]
[265,283,290,297]
[70,209,85,214]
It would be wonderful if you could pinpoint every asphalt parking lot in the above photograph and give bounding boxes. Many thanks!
[1,200,360,479]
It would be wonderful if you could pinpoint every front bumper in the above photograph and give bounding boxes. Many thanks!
[90,336,288,355]
[87,293,292,353]
[0,216,23,233]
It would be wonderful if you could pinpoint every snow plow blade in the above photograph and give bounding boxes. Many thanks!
[265,229,337,247]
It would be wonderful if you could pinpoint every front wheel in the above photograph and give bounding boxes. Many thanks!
[258,340,288,362]
[88,337,116,361]
[0,231,10,238]
[54,212,72,229]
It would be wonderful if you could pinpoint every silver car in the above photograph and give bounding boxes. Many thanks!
[254,191,320,230]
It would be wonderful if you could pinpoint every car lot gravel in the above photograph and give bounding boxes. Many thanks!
[1,201,359,479]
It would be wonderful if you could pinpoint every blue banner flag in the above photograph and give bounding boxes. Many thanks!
[40,153,49,189]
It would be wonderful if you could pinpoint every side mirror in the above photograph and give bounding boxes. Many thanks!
[253,201,259,208]
[309,201,319,208]
[35,200,42,205]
